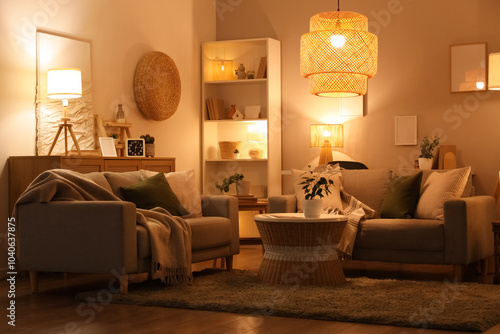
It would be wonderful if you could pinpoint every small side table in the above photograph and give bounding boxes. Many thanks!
[493,221,500,285]
[254,213,348,286]
[238,201,268,213]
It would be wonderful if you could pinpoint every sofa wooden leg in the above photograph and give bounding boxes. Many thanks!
[453,265,464,282]
[30,271,38,293]
[120,274,129,295]
[480,258,488,276]
[225,256,233,271]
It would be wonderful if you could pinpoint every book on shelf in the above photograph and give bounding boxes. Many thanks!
[206,98,226,120]
[256,56,267,79]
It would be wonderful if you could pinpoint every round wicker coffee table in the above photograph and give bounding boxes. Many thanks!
[254,213,348,286]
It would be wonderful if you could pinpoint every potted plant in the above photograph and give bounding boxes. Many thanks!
[233,148,240,159]
[215,172,249,195]
[299,166,335,218]
[140,134,155,157]
[418,136,440,170]
[109,133,119,145]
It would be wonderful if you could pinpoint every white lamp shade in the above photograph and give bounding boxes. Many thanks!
[47,68,82,99]
[489,53,500,90]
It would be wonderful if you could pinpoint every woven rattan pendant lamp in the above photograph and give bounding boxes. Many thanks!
[300,0,378,97]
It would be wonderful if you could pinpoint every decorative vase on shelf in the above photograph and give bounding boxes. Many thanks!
[116,104,126,123]
[145,143,155,157]
[303,198,322,218]
[248,147,263,159]
[236,64,246,79]
[236,180,251,196]
[418,157,433,170]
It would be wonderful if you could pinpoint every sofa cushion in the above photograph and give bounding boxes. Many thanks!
[291,164,342,212]
[340,169,392,217]
[400,168,473,197]
[120,172,190,216]
[189,216,232,251]
[355,218,444,252]
[415,166,471,220]
[103,171,143,199]
[136,216,232,259]
[141,169,203,218]
[85,172,113,193]
[380,171,422,218]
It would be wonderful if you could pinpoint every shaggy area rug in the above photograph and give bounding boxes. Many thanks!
[76,269,500,332]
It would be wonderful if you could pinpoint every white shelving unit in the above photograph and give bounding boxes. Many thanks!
[201,38,281,198]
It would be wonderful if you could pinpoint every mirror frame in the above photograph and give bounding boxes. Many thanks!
[35,30,94,155]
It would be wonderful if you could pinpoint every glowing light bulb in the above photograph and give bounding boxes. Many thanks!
[330,34,346,48]
[476,81,485,89]
[322,130,331,137]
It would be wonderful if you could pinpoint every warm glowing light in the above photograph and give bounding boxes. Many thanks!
[476,82,485,90]
[300,11,378,97]
[489,52,500,90]
[330,34,346,48]
[47,68,82,100]
[310,124,343,148]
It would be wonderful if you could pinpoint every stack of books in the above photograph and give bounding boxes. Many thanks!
[206,98,226,120]
[235,194,258,204]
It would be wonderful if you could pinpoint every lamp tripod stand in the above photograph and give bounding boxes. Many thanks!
[47,99,81,156]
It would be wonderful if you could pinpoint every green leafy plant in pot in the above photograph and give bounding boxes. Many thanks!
[299,165,334,218]
[109,133,119,145]
[215,172,245,194]
[140,134,155,157]
[418,136,439,170]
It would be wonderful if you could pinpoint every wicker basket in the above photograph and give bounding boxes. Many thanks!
[219,141,242,159]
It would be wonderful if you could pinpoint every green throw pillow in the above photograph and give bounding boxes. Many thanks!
[120,172,190,217]
[380,171,423,219]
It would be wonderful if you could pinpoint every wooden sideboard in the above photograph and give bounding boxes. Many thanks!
[8,156,175,214]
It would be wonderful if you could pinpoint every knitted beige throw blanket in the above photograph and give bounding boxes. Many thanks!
[14,169,192,285]
[324,190,376,259]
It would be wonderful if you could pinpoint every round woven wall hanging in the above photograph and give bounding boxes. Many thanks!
[134,51,181,121]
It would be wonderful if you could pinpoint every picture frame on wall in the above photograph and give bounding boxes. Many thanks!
[98,137,117,157]
[450,42,487,93]
[395,116,417,146]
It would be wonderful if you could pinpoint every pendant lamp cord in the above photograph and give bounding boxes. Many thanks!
[337,0,340,11]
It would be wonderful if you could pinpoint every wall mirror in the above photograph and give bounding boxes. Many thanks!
[450,43,487,93]
[36,30,94,155]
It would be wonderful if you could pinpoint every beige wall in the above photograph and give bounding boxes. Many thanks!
[0,0,216,278]
[216,0,500,203]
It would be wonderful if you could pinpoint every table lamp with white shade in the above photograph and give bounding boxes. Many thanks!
[310,124,344,165]
[46,68,83,156]
[489,52,500,90]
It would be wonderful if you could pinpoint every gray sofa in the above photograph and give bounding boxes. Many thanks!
[16,170,239,294]
[269,168,496,281]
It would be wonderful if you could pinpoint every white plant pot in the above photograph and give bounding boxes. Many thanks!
[418,157,433,170]
[236,180,251,195]
[303,198,322,218]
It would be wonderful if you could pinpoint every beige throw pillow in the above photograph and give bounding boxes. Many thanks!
[292,164,342,212]
[415,166,472,220]
[140,169,203,218]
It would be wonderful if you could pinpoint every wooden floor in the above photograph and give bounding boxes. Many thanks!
[1,245,500,334]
